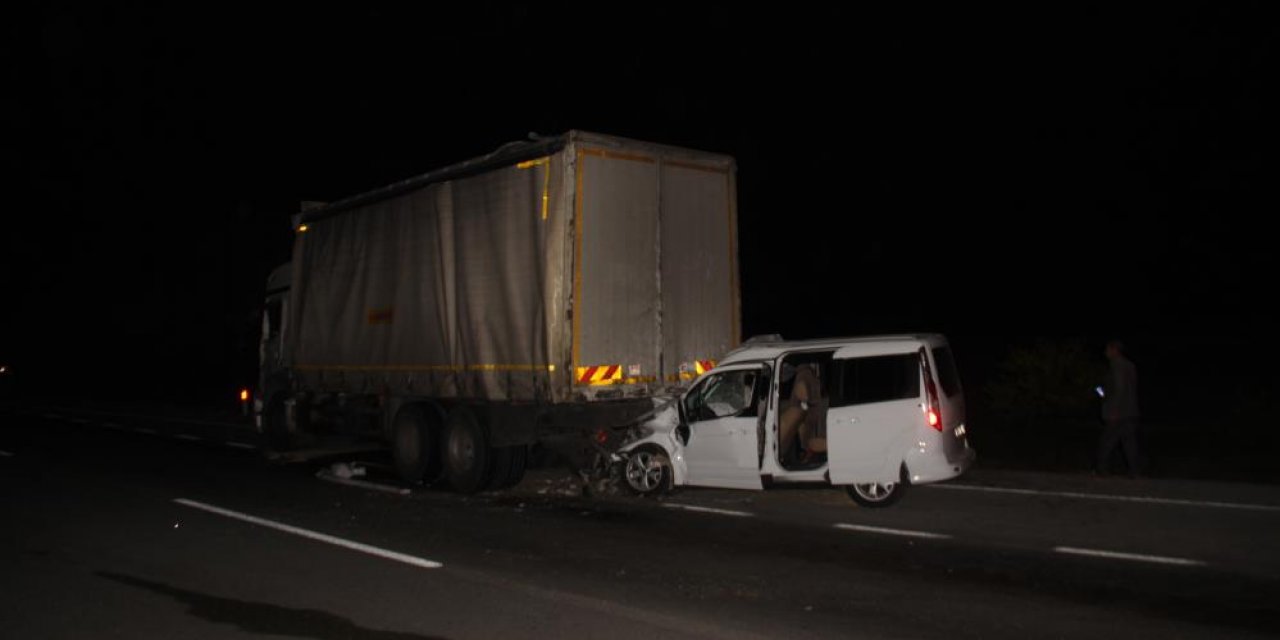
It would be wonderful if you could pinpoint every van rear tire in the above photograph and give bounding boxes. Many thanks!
[843,464,910,508]
[844,474,908,507]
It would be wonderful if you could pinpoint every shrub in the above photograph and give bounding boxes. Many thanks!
[985,339,1106,425]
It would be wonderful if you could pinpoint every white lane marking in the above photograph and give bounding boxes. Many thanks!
[161,417,250,429]
[1054,546,1206,567]
[316,470,412,495]
[662,503,754,518]
[0,450,14,457]
[173,498,442,569]
[45,407,252,431]
[834,523,952,540]
[225,441,257,450]
[929,483,1280,513]
[447,570,777,640]
[133,428,158,435]
[174,434,203,442]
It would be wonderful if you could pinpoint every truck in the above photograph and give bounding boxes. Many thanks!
[257,131,740,493]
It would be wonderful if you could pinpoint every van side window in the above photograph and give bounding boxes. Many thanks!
[931,346,963,397]
[831,354,921,407]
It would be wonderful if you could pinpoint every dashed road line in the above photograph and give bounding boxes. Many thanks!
[41,406,250,429]
[834,523,952,539]
[173,498,442,569]
[929,483,1280,513]
[133,428,158,435]
[1053,546,1205,567]
[174,434,203,442]
[662,503,754,518]
[225,441,257,450]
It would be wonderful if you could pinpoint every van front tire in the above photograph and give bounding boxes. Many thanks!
[624,446,673,497]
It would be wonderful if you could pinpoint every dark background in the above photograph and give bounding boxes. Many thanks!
[3,5,1275,471]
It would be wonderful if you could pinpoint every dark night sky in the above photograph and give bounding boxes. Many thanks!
[2,4,1276,404]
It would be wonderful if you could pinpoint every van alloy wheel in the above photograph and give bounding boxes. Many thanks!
[625,449,669,495]
[845,479,906,508]
[853,482,894,501]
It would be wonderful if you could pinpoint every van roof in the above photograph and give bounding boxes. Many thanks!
[720,334,948,364]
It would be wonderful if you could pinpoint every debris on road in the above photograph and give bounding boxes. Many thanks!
[329,461,367,479]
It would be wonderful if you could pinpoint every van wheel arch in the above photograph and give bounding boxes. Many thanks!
[844,464,909,508]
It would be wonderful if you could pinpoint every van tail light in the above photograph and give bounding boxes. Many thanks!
[919,348,943,431]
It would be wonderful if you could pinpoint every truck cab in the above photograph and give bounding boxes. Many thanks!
[255,262,291,442]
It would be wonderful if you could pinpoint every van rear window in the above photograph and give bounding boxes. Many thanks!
[832,354,920,407]
[931,347,962,397]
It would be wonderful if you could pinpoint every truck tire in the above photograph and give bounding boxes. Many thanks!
[486,445,528,490]
[392,405,441,485]
[444,407,491,494]
[263,399,296,452]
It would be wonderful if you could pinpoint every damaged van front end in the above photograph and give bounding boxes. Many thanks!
[612,397,686,495]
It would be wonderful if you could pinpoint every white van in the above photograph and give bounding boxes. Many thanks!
[616,335,974,507]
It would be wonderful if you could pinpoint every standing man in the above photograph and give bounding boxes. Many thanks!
[1095,339,1141,477]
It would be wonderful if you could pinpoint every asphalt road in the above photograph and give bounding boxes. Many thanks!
[2,405,1279,639]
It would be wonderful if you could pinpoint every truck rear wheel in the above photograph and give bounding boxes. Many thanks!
[486,445,528,490]
[392,405,441,485]
[445,407,491,494]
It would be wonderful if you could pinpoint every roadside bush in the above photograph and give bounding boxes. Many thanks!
[985,339,1106,425]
